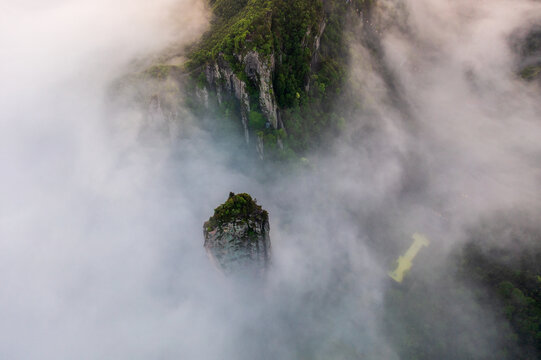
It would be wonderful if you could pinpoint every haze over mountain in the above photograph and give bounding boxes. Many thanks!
[1,0,541,359]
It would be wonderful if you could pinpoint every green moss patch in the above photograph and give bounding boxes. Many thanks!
[205,192,268,229]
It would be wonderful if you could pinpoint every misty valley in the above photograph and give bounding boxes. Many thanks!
[2,0,541,359]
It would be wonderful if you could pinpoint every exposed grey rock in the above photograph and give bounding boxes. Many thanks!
[256,133,265,160]
[195,86,209,109]
[141,94,171,142]
[203,50,280,136]
[245,52,279,129]
[204,193,271,275]
[205,57,251,143]
[307,19,327,92]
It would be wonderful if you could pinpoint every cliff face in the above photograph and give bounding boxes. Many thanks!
[121,0,375,159]
[203,51,278,144]
[187,0,374,158]
[204,57,253,143]
[204,193,271,275]
[193,0,326,146]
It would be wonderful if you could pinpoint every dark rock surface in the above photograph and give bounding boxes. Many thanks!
[204,193,271,275]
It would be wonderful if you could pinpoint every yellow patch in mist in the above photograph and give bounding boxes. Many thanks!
[389,233,430,283]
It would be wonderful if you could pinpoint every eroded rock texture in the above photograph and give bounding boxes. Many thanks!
[204,193,271,275]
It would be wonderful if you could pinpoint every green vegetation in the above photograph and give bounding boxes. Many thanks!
[270,0,324,108]
[188,0,274,70]
[146,65,172,80]
[187,0,374,158]
[384,231,541,359]
[458,242,541,356]
[248,110,267,130]
[520,65,541,81]
[205,192,268,230]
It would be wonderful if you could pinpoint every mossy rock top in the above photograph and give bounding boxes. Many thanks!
[205,192,268,230]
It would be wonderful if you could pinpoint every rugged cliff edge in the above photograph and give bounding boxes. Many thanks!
[186,0,374,158]
[204,192,271,274]
[122,0,375,161]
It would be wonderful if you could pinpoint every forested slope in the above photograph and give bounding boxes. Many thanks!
[184,0,374,160]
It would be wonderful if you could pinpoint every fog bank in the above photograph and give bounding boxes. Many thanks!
[2,0,541,359]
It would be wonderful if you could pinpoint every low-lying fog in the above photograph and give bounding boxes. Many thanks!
[1,0,541,359]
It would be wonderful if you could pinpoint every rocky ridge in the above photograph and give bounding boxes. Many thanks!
[186,0,375,158]
[204,192,271,275]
